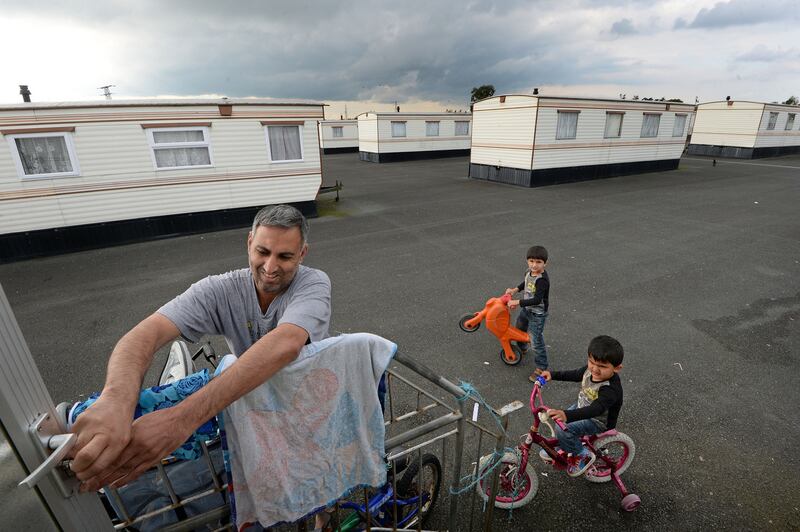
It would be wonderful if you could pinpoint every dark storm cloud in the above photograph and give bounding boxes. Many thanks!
[687,0,797,29]
[0,0,681,102]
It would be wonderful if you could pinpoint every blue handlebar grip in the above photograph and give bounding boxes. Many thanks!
[536,376,547,386]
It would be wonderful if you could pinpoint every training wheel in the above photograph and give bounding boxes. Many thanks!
[459,313,480,332]
[621,493,641,512]
[499,345,523,365]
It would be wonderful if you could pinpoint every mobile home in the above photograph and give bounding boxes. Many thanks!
[688,100,800,158]
[318,119,358,153]
[0,98,325,262]
[470,95,695,187]
[357,112,471,162]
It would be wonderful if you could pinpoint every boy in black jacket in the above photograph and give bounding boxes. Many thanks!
[540,335,624,477]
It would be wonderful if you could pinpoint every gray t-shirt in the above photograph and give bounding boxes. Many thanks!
[158,266,331,356]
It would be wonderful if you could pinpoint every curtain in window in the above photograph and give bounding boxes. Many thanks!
[152,130,204,143]
[785,114,795,130]
[455,121,469,136]
[641,114,660,138]
[268,126,302,161]
[15,137,73,175]
[426,121,440,136]
[391,122,406,137]
[332,127,343,138]
[672,115,687,137]
[556,112,578,139]
[154,147,211,168]
[604,113,623,137]
[767,113,778,130]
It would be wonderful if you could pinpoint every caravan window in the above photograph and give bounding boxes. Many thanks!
[148,127,213,169]
[8,131,80,179]
[455,121,470,136]
[604,112,624,138]
[426,121,440,136]
[391,121,407,137]
[766,112,778,130]
[265,125,304,162]
[640,113,661,138]
[785,114,795,130]
[332,126,344,138]
[555,111,579,139]
[672,114,687,137]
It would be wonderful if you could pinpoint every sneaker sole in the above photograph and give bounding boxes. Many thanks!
[567,454,596,477]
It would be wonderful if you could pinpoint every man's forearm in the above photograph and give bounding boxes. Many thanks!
[174,325,305,429]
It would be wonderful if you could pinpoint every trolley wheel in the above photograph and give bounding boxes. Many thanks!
[621,493,641,512]
[458,313,480,332]
[500,345,523,365]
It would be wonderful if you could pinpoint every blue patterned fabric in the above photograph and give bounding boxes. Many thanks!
[70,370,218,460]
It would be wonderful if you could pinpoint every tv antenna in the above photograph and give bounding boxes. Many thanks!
[98,85,115,100]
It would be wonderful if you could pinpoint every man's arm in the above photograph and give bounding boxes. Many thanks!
[85,322,308,490]
[70,313,180,484]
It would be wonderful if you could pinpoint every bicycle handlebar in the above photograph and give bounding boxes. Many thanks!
[530,376,568,431]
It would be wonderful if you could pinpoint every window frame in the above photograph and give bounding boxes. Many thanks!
[425,121,440,137]
[640,113,662,138]
[332,126,344,138]
[264,124,305,163]
[146,126,214,171]
[785,113,795,131]
[555,111,579,140]
[7,131,81,180]
[603,112,624,139]
[391,121,407,138]
[766,112,778,130]
[454,120,470,136]
[672,114,688,137]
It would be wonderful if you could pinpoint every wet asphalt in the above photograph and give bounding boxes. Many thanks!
[0,152,798,530]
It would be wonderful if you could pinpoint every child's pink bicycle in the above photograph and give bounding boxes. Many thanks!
[475,376,641,512]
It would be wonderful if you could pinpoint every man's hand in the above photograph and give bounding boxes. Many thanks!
[546,408,566,422]
[70,396,133,488]
[82,407,194,491]
[507,299,520,309]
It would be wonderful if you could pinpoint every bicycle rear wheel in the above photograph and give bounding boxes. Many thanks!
[585,432,635,483]
[395,453,442,528]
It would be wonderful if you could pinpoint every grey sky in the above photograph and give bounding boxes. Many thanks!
[1,0,799,108]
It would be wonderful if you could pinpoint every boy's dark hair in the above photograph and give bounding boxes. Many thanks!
[588,335,624,366]
[526,245,548,262]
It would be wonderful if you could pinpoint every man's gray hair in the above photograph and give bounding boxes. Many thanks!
[251,204,309,244]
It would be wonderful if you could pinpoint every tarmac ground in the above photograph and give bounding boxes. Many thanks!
[1,152,798,530]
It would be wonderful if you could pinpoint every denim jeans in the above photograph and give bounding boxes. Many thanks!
[554,404,603,455]
[515,309,548,370]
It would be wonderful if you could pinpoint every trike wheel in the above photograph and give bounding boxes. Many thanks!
[475,452,538,509]
[585,432,635,483]
[459,313,480,332]
[395,453,441,528]
[499,345,523,365]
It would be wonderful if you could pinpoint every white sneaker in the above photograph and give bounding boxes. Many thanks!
[159,341,194,385]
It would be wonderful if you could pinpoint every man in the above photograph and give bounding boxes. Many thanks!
[70,204,331,491]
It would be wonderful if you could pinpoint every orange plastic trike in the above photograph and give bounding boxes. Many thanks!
[459,294,530,365]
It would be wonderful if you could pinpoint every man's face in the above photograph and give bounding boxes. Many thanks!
[247,225,307,296]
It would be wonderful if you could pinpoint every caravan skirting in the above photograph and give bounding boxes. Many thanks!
[0,201,318,263]
[687,144,800,159]
[359,149,470,163]
[469,159,681,188]
[322,147,359,154]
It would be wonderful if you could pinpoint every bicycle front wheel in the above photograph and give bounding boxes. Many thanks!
[475,452,538,509]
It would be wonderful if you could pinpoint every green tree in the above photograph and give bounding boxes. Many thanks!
[470,85,496,103]
[783,95,798,105]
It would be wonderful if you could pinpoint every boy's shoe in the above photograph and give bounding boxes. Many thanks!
[538,449,554,464]
[528,368,545,382]
[567,450,596,477]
